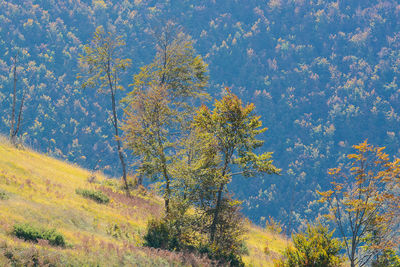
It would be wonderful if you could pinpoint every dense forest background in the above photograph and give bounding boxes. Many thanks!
[1,0,400,230]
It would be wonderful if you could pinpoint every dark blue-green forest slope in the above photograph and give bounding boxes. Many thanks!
[1,0,399,229]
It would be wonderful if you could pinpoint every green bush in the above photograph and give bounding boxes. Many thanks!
[13,224,65,247]
[372,250,400,267]
[144,216,245,266]
[75,188,109,204]
[199,244,245,267]
[144,216,197,252]
[275,223,343,267]
[144,219,173,250]
[204,201,247,266]
[0,189,9,200]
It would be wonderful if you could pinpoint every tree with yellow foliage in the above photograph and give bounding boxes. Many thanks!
[192,89,281,247]
[78,26,131,195]
[123,22,208,212]
[319,140,400,267]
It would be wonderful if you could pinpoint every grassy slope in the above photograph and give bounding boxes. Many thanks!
[0,138,287,266]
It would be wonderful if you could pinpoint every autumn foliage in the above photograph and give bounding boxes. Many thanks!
[319,140,400,267]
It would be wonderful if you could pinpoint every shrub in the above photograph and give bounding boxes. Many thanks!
[86,174,98,184]
[372,250,400,267]
[264,243,271,256]
[0,189,9,200]
[144,214,246,267]
[266,216,283,235]
[143,219,173,250]
[275,223,343,267]
[205,200,247,266]
[75,188,109,204]
[120,175,139,190]
[13,224,65,247]
[106,223,135,241]
[199,244,245,267]
[144,215,200,252]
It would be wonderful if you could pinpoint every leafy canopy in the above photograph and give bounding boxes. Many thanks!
[123,84,173,180]
[78,26,131,93]
[193,88,280,177]
[318,140,400,267]
[122,24,209,212]
[130,21,208,103]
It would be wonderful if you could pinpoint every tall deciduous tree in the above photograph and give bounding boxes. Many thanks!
[123,84,174,212]
[192,88,281,244]
[139,89,279,265]
[78,26,131,194]
[123,22,208,213]
[319,141,400,267]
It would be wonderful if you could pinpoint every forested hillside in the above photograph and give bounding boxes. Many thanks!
[1,0,400,230]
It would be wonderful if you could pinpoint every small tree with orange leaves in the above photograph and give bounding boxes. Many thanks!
[319,140,400,267]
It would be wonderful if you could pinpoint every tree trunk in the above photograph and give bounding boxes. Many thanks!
[13,89,26,143]
[210,158,229,242]
[108,73,130,196]
[10,55,17,144]
[210,182,224,242]
[159,143,170,214]
[137,174,143,187]
[164,166,170,214]
[350,249,356,267]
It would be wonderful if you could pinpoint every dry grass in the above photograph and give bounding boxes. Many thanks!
[243,224,288,266]
[0,136,287,266]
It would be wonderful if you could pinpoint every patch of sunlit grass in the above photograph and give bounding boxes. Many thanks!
[243,224,288,266]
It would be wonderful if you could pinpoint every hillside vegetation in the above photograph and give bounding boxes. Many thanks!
[1,0,400,228]
[0,137,287,266]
